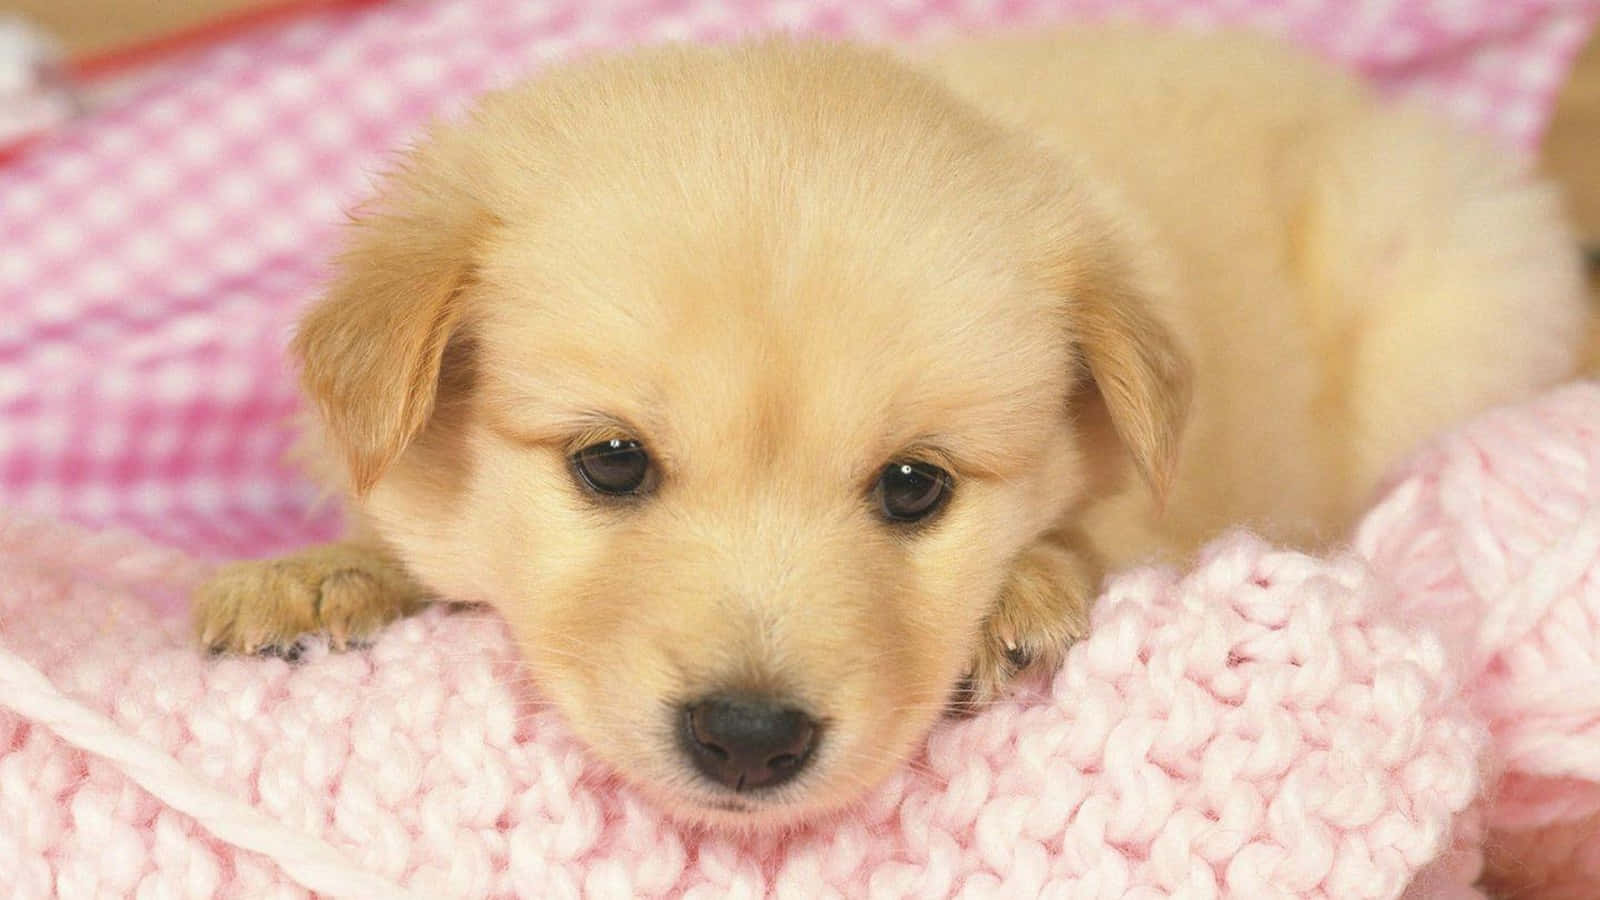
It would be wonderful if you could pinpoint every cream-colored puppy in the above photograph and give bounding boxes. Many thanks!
[195,28,1588,826]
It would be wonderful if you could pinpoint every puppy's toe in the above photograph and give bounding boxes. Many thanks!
[952,532,1096,714]
[957,609,1074,710]
[314,567,404,649]
[258,636,313,664]
[195,561,319,655]
[193,544,426,655]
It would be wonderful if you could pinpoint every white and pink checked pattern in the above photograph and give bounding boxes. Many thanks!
[2,0,1597,559]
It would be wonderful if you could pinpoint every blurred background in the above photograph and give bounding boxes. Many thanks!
[2,0,1597,559]
[11,0,1595,242]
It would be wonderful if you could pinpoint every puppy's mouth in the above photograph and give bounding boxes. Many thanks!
[703,797,756,814]
[656,774,828,828]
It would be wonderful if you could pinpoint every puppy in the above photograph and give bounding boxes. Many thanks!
[194,27,1588,826]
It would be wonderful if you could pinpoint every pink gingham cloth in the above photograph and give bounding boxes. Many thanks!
[1,0,1597,560]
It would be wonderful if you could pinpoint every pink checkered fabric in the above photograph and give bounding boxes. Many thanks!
[2,0,1596,560]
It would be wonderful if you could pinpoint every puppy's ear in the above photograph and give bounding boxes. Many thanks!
[293,160,490,496]
[1047,207,1192,501]
[1070,280,1191,500]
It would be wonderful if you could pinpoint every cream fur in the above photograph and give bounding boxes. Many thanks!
[193,28,1588,828]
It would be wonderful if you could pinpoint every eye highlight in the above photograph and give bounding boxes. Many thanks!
[876,461,953,523]
[572,438,653,496]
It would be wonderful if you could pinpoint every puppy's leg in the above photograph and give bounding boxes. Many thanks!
[960,528,1099,708]
[194,535,428,655]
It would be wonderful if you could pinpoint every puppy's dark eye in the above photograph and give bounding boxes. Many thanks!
[876,461,952,523]
[572,438,652,496]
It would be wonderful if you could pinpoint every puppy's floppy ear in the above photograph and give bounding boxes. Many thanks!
[293,155,490,496]
[1069,277,1191,500]
[1046,201,1192,501]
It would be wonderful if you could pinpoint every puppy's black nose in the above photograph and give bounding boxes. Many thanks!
[681,695,818,791]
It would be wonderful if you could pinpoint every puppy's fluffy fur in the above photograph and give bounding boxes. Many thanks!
[195,28,1588,826]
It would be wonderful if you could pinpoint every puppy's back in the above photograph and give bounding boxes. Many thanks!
[922,28,1587,560]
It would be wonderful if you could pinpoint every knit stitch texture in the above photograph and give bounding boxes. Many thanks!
[3,2,1599,895]
[1,383,1596,899]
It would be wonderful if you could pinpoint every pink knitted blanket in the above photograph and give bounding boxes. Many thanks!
[2,383,1596,898]
[4,1,1599,897]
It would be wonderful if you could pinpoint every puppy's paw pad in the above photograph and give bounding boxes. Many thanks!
[258,636,313,664]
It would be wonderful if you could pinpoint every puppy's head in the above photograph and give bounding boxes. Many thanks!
[295,41,1187,826]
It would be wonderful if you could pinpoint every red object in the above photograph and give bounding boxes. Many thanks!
[0,0,389,165]
[69,0,390,81]
[0,133,43,166]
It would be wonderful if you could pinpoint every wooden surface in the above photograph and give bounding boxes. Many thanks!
[9,0,268,57]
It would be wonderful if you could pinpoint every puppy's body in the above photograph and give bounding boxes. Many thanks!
[196,28,1587,826]
[929,30,1584,563]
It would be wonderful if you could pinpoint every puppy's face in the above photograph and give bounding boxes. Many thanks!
[295,42,1184,826]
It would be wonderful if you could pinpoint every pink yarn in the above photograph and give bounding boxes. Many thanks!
[2,383,1595,898]
[1356,385,1600,897]
[2,5,1597,893]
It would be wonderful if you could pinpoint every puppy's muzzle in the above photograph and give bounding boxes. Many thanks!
[680,694,819,791]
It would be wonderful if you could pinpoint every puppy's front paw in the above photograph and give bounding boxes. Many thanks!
[194,542,427,655]
[956,531,1098,712]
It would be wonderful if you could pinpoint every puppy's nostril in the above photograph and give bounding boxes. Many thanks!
[698,738,730,763]
[681,695,818,792]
